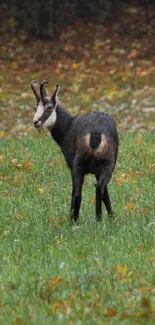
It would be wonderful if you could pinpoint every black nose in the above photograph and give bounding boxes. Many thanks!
[33,121,41,128]
[34,121,38,127]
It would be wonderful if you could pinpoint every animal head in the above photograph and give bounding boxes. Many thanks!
[31,80,59,129]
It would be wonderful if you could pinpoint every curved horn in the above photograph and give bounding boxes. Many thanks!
[31,80,40,102]
[40,80,48,104]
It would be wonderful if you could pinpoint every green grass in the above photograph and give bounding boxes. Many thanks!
[0,132,154,324]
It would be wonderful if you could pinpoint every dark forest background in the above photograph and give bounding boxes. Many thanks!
[0,0,155,138]
[1,0,155,39]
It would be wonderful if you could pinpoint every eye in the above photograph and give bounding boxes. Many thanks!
[46,106,53,111]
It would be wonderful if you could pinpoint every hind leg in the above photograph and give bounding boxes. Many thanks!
[103,185,114,217]
[96,172,113,220]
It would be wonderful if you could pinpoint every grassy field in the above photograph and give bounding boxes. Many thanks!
[0,132,154,324]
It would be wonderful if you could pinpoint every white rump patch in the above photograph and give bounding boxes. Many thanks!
[33,101,44,122]
[84,133,107,156]
[43,108,57,129]
[94,134,106,154]
[85,133,90,146]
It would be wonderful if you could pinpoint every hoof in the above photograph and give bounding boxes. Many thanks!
[109,211,115,218]
[70,214,77,223]
[70,209,78,222]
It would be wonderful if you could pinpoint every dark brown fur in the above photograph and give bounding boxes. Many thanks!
[32,82,119,222]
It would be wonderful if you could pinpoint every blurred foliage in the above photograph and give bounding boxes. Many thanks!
[0,0,155,138]
[0,0,155,38]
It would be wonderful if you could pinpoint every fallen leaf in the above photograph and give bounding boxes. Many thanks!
[16,160,32,172]
[72,63,78,69]
[51,276,63,285]
[126,270,137,279]
[14,175,24,186]
[3,231,9,237]
[0,131,5,137]
[116,174,137,185]
[15,212,26,222]
[53,302,62,311]
[11,158,18,166]
[137,245,145,253]
[150,164,155,170]
[64,300,72,316]
[38,188,45,194]
[72,226,80,231]
[138,288,151,294]
[90,196,96,204]
[135,137,144,144]
[125,202,135,210]
[0,155,5,162]
[116,264,128,277]
[105,307,117,317]
[142,297,151,310]
[121,311,130,320]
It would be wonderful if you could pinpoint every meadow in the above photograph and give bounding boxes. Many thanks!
[0,131,154,324]
[0,2,155,323]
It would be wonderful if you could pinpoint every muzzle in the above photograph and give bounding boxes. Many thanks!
[33,120,43,129]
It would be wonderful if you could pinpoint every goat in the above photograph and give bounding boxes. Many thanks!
[31,80,119,222]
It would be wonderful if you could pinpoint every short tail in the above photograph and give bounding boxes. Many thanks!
[90,132,101,150]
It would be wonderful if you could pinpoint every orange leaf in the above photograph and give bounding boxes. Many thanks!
[129,170,135,176]
[138,287,151,294]
[17,160,32,172]
[51,276,63,285]
[137,245,145,252]
[125,202,135,210]
[121,312,130,320]
[11,159,32,172]
[106,307,117,317]
[135,137,144,144]
[57,160,62,166]
[53,302,62,311]
[90,196,96,204]
[116,174,137,185]
[72,63,78,69]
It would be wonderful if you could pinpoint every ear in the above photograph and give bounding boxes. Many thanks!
[51,85,60,105]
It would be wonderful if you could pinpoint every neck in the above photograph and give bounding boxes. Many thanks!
[50,104,73,145]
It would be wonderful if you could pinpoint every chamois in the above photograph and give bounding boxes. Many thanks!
[31,80,119,222]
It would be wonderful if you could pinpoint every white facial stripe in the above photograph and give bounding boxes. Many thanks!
[43,108,57,128]
[33,101,44,122]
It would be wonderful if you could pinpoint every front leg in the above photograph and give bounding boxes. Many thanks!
[70,166,84,222]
